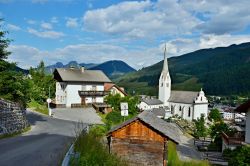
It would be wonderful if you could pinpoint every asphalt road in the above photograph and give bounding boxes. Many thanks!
[0,111,87,166]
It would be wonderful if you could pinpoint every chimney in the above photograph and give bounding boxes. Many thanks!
[81,66,85,73]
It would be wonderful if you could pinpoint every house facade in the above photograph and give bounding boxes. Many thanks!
[107,111,180,166]
[138,98,164,111]
[158,46,208,120]
[104,83,127,97]
[53,67,111,108]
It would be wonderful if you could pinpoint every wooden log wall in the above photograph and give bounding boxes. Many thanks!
[110,120,167,166]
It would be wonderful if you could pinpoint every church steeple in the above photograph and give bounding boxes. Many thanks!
[162,44,169,73]
[158,43,171,106]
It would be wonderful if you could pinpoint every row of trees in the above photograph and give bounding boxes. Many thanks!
[0,19,55,107]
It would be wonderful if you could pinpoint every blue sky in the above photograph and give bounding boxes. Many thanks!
[1,0,250,69]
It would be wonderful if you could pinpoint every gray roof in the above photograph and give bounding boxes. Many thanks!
[55,68,112,83]
[150,107,166,117]
[141,98,163,105]
[107,111,180,144]
[168,90,198,104]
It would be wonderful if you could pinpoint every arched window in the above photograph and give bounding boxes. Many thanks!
[179,106,182,111]
[171,105,174,114]
[188,107,191,117]
[201,97,203,101]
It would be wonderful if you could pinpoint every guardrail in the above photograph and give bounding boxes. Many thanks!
[61,125,89,166]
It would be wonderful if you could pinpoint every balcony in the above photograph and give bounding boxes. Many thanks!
[78,91,109,97]
[222,131,245,145]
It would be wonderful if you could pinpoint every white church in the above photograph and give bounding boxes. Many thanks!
[141,46,208,121]
[159,46,208,120]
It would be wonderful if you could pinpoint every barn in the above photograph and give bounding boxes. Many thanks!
[107,111,180,166]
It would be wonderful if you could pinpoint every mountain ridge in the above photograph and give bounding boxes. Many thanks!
[114,42,250,96]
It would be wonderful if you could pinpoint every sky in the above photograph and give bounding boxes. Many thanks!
[1,0,250,69]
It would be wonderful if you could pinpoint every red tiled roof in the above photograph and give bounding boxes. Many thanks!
[104,83,127,96]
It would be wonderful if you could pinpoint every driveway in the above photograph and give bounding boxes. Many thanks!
[52,107,103,124]
[0,111,87,166]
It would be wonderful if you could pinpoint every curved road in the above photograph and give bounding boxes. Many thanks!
[0,111,87,166]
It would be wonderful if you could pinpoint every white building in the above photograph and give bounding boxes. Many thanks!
[138,98,164,111]
[158,45,208,121]
[53,67,112,108]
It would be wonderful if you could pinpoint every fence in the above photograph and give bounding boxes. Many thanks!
[0,98,29,135]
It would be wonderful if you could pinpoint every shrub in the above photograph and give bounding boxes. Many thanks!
[71,131,128,166]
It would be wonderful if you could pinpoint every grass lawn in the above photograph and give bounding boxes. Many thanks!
[27,99,49,115]
[71,131,128,166]
[0,126,31,139]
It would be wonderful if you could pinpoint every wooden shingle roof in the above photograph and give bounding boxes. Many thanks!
[107,111,180,144]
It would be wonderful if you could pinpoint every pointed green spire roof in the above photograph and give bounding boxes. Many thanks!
[162,43,169,73]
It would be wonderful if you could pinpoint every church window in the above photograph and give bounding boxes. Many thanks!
[171,105,174,114]
[188,107,191,117]
[179,106,182,111]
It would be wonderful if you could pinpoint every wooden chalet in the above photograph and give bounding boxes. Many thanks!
[107,111,180,166]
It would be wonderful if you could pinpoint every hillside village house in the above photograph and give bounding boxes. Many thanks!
[53,67,111,108]
[107,111,180,166]
[138,98,164,111]
[140,46,209,121]
[104,83,127,97]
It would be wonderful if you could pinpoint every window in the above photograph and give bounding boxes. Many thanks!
[188,107,191,117]
[166,83,169,87]
[161,83,163,87]
[171,105,174,114]
[201,97,203,101]
[179,106,182,111]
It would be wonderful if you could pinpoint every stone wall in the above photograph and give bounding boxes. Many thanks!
[0,99,29,135]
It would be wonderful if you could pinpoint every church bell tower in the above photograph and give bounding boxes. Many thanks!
[158,44,171,106]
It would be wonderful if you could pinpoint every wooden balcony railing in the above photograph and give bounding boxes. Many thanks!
[78,91,109,97]
[222,132,245,145]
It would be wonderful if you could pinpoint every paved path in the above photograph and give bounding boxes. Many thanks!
[52,107,103,124]
[0,111,87,166]
[173,123,202,161]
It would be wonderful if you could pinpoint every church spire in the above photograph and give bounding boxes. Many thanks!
[162,44,169,73]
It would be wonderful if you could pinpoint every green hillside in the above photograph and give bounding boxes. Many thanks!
[114,42,250,96]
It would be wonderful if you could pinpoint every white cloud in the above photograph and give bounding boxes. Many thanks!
[26,19,36,25]
[27,28,65,39]
[51,17,58,24]
[7,23,21,31]
[65,17,78,28]
[41,22,53,30]
[7,33,250,70]
[83,0,199,39]
[199,34,250,49]
[180,0,250,34]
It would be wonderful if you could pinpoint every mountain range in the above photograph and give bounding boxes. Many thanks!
[44,60,136,78]
[114,42,250,96]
